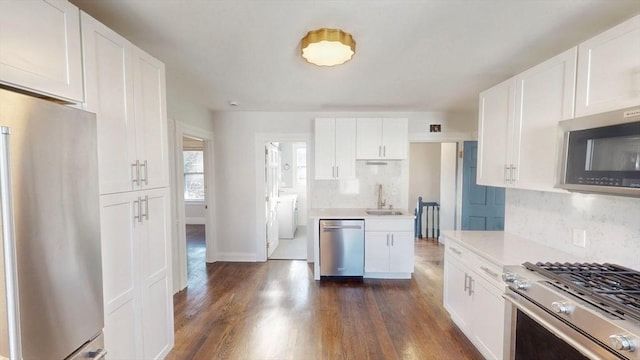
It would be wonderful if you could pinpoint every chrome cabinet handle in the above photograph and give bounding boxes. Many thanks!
[378,145,382,157]
[0,126,23,360]
[386,233,389,246]
[463,273,469,292]
[468,277,475,296]
[481,266,499,279]
[142,195,149,221]
[132,160,140,185]
[383,145,386,157]
[133,198,141,223]
[141,160,148,185]
[391,233,394,246]
[510,164,516,183]
[504,165,509,184]
[450,247,462,255]
[89,349,108,359]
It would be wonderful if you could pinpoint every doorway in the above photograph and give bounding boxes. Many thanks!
[409,142,460,237]
[172,121,215,293]
[265,142,308,260]
[182,136,207,281]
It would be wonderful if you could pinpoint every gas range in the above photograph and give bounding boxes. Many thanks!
[503,262,640,359]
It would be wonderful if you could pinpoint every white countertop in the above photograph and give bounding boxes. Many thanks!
[442,230,585,267]
[308,208,415,220]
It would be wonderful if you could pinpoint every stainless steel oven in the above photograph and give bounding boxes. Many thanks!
[557,106,640,197]
[503,263,640,360]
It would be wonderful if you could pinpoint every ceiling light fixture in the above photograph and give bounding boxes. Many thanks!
[301,28,355,67]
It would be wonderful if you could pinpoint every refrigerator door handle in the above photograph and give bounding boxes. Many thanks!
[0,126,23,360]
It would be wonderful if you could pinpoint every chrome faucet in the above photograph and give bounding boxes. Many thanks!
[377,184,386,209]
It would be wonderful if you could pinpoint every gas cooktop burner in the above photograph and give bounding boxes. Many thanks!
[524,262,640,322]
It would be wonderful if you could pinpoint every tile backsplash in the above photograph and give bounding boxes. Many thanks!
[505,189,640,269]
[311,160,409,210]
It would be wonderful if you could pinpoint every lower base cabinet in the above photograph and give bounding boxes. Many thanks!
[100,188,174,359]
[444,241,507,360]
[364,218,414,278]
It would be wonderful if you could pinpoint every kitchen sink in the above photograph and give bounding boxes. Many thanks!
[365,209,404,216]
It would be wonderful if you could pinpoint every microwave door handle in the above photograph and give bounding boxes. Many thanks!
[0,127,23,360]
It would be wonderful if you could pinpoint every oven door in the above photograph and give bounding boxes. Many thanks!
[504,289,623,360]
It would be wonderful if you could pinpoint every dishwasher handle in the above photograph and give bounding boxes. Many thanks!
[322,225,363,231]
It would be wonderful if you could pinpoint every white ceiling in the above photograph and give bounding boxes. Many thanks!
[71,0,640,113]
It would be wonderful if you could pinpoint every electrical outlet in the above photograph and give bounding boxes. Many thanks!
[572,228,587,248]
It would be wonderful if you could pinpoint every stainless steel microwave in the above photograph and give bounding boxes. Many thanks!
[557,106,640,197]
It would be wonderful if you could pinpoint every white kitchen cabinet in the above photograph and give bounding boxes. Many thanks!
[314,118,356,180]
[100,188,174,360]
[443,240,507,360]
[477,78,514,187]
[0,0,84,102]
[81,12,169,195]
[364,218,414,278]
[356,118,408,160]
[478,47,576,192]
[575,15,640,117]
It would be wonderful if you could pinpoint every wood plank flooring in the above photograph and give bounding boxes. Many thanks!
[168,226,483,360]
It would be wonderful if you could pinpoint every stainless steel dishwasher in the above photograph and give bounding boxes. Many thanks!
[319,219,365,277]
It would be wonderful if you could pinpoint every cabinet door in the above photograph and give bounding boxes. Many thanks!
[0,0,83,102]
[139,188,174,359]
[364,232,390,273]
[388,231,414,273]
[443,254,473,333]
[356,118,382,159]
[514,47,576,191]
[472,276,507,360]
[477,79,514,187]
[381,118,408,159]
[576,15,640,116]
[81,12,137,195]
[99,193,144,360]
[334,118,356,179]
[314,118,336,179]
[133,47,170,189]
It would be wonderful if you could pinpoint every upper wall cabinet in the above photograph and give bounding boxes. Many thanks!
[356,118,408,160]
[81,12,169,194]
[478,47,577,191]
[575,15,640,117]
[0,0,84,102]
[315,118,356,180]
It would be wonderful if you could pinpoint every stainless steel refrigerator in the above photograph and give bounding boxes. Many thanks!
[0,88,105,359]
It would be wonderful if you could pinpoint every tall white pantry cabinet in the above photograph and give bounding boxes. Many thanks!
[80,12,174,360]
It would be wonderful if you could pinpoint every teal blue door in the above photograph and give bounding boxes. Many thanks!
[461,141,505,230]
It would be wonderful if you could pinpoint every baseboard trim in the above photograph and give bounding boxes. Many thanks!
[215,252,258,262]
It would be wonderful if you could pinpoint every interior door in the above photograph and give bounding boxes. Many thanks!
[461,141,505,230]
[265,143,280,257]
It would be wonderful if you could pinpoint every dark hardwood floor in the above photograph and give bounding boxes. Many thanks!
[168,226,483,360]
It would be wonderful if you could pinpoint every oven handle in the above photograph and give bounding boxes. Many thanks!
[503,290,610,360]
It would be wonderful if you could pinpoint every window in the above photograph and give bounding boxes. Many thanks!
[295,146,307,185]
[183,150,204,201]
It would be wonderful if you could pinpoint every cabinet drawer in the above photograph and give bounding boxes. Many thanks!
[365,219,413,232]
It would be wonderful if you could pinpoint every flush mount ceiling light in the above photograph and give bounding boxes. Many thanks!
[301,28,355,66]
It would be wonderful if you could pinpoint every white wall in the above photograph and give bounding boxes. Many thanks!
[505,189,640,270]
[211,110,476,261]
[409,143,442,207]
